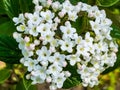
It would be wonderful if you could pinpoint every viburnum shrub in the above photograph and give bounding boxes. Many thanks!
[12,0,118,89]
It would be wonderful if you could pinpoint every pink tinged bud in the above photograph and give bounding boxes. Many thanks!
[50,47,56,53]
[24,13,29,18]
[62,61,67,67]
[54,17,60,23]
[58,11,65,18]
[77,63,82,70]
[35,5,42,11]
[39,37,44,41]
[47,0,52,6]
[88,13,94,18]
[13,32,19,39]
[34,40,40,45]
[113,48,118,53]
[46,76,52,83]
[24,36,30,43]
[29,44,35,50]
[26,74,31,79]
[65,71,71,77]
[41,61,48,66]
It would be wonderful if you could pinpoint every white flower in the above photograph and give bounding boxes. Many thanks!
[75,35,83,45]
[27,12,42,25]
[12,0,118,89]
[37,23,51,35]
[25,43,35,51]
[62,0,74,13]
[16,24,26,32]
[49,83,57,90]
[52,72,66,88]
[47,63,62,76]
[18,39,26,50]
[60,22,76,38]
[13,32,22,42]
[13,14,24,25]
[59,38,75,53]
[89,18,101,35]
[74,2,82,13]
[76,44,89,56]
[31,66,47,80]
[36,46,51,61]
[85,32,93,46]
[68,11,78,21]
[54,17,60,23]
[66,54,81,66]
[42,31,55,45]
[110,41,118,52]
[50,39,58,47]
[81,3,91,11]
[40,10,54,23]
[28,26,38,36]
[33,0,39,5]
[94,41,108,53]
[52,1,61,12]
[101,18,112,26]
[31,76,44,84]
[49,52,66,67]
[24,58,38,71]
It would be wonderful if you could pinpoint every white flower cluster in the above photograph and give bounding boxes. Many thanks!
[13,0,118,89]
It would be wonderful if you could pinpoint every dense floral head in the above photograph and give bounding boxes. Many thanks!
[13,0,118,89]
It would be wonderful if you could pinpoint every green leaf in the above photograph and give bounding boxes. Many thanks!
[2,0,20,18]
[111,25,120,39]
[0,35,22,64]
[0,68,11,84]
[0,1,6,14]
[19,0,34,13]
[0,20,16,36]
[96,0,120,7]
[63,77,81,89]
[16,77,37,90]
[102,47,120,74]
[71,12,89,35]
[63,64,81,89]
[23,76,33,90]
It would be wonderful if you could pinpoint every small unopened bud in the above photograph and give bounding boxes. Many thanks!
[26,74,31,79]
[46,76,52,83]
[34,40,40,45]
[39,37,44,41]
[62,61,67,67]
[65,71,71,77]
[58,11,66,18]
[24,36,30,43]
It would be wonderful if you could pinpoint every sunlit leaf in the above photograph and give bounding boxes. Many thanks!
[0,68,11,84]
[97,0,119,7]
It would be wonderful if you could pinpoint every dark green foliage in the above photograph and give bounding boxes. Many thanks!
[63,64,82,89]
[111,25,120,39]
[0,35,22,64]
